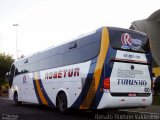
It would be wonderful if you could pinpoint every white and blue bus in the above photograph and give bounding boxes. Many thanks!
[7,27,152,112]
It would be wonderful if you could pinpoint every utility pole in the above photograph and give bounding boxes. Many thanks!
[13,24,19,59]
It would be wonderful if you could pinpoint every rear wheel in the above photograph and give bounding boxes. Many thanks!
[14,92,22,105]
[57,92,68,113]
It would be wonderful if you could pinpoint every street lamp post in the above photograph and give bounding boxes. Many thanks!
[13,24,19,59]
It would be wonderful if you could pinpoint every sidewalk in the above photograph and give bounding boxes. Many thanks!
[122,105,160,114]
[134,105,160,114]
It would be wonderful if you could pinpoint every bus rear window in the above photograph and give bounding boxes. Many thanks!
[109,28,150,53]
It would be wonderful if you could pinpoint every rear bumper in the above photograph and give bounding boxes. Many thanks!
[97,91,152,109]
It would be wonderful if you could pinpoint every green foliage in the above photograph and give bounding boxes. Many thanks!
[0,53,14,85]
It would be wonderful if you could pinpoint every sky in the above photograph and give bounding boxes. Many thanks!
[0,0,159,59]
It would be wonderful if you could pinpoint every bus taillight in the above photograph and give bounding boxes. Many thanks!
[103,78,110,89]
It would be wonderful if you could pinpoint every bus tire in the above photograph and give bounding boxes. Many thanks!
[57,92,68,113]
[14,92,22,105]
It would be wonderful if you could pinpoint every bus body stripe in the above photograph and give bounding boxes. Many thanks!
[33,80,42,104]
[35,80,48,105]
[71,58,97,108]
[38,80,55,107]
[34,72,48,105]
[80,27,109,109]
[90,47,114,109]
[33,72,55,107]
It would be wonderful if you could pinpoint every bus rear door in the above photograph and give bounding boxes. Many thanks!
[108,29,152,97]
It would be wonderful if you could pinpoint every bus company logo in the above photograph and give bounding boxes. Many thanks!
[45,68,80,80]
[117,69,143,78]
[121,33,132,49]
[121,33,142,50]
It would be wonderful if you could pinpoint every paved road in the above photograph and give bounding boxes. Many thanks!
[0,98,160,120]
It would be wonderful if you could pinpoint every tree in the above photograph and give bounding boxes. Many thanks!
[0,53,14,86]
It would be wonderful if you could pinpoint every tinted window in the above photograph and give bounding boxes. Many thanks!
[50,46,63,56]
[28,54,38,63]
[22,64,30,73]
[30,62,38,72]
[16,59,30,74]
[14,62,20,76]
[14,31,101,72]
[63,48,82,65]
[17,66,23,75]
[14,60,25,75]
[81,31,101,61]
[38,58,50,70]
[16,60,23,67]
[9,64,15,87]
[10,64,15,77]
[63,40,82,66]
[21,59,30,73]
[50,54,63,68]
[109,28,150,53]
[39,51,51,60]
[82,41,100,62]
[82,32,100,45]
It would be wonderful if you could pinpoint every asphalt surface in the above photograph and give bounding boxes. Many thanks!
[0,98,160,120]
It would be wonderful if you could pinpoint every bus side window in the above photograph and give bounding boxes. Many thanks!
[63,48,82,66]
[38,58,50,70]
[29,54,38,72]
[82,41,100,62]
[15,68,18,76]
[82,31,101,62]
[10,64,15,77]
[9,64,15,87]
[50,54,63,68]
[63,40,82,66]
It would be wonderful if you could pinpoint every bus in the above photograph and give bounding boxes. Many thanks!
[6,27,152,113]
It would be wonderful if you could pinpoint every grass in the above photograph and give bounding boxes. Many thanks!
[153,95,160,105]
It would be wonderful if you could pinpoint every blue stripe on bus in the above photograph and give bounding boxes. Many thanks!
[90,47,117,109]
[89,67,105,109]
[33,80,43,104]
[71,57,97,108]
[38,79,55,107]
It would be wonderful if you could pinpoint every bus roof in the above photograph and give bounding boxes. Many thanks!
[15,26,148,63]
